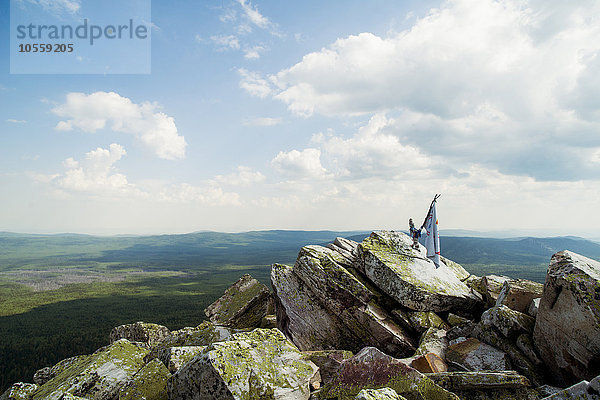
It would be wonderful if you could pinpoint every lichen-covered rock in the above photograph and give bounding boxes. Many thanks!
[205,273,274,329]
[33,367,51,386]
[168,328,319,400]
[285,245,415,357]
[146,321,233,362]
[540,378,600,399]
[271,263,359,351]
[110,321,171,347]
[446,313,471,327]
[481,305,535,338]
[320,347,459,400]
[118,359,170,400]
[445,337,511,372]
[31,339,149,400]
[327,237,359,267]
[495,279,544,313]
[472,322,543,386]
[302,350,354,385]
[533,251,600,385]
[356,231,483,314]
[477,275,512,307]
[414,328,447,360]
[427,371,538,400]
[355,388,407,400]
[0,383,38,400]
[391,310,449,334]
[156,346,205,373]
[32,356,85,387]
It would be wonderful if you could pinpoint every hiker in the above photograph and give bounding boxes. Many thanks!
[409,218,421,249]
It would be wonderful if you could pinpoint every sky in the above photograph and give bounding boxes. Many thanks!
[0,0,599,236]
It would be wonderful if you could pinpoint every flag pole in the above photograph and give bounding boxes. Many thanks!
[420,194,440,230]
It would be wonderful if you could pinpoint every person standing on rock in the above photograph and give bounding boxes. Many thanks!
[409,218,421,249]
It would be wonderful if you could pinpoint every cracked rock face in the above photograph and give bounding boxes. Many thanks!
[533,250,600,386]
[204,274,274,329]
[356,231,483,314]
[272,244,415,358]
[320,347,459,400]
[167,328,319,400]
[31,339,150,400]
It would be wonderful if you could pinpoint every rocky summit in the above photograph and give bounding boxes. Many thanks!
[3,230,600,400]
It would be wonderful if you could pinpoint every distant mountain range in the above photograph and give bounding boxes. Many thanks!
[1,230,599,282]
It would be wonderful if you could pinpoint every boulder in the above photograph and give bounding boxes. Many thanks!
[319,347,459,400]
[156,346,205,373]
[0,383,38,400]
[31,339,149,400]
[109,321,171,347]
[472,322,543,386]
[204,274,274,329]
[302,350,354,385]
[327,237,359,267]
[445,337,511,371]
[540,377,600,399]
[118,358,170,400]
[167,328,320,400]
[145,321,233,362]
[271,263,359,351]
[355,388,406,400]
[32,367,51,386]
[495,279,544,313]
[480,305,535,339]
[533,251,600,385]
[278,245,415,357]
[427,371,538,400]
[414,328,447,360]
[32,356,83,387]
[476,275,512,307]
[356,231,483,313]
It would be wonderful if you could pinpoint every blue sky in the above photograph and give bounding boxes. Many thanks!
[1,0,599,236]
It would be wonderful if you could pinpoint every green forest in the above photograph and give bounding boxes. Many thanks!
[1,230,599,391]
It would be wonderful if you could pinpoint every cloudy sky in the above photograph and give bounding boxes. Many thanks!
[1,0,599,236]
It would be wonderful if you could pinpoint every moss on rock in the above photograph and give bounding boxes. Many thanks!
[32,339,149,400]
[0,383,38,400]
[119,358,170,400]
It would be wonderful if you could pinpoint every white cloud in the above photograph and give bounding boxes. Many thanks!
[271,148,328,179]
[53,92,186,160]
[7,119,26,123]
[52,145,241,206]
[24,0,80,15]
[238,69,273,98]
[56,144,136,195]
[213,166,266,187]
[210,34,241,50]
[244,45,267,59]
[243,0,600,182]
[242,117,282,126]
[237,0,270,30]
[320,114,433,179]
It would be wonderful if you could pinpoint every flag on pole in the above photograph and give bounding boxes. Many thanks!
[423,199,440,268]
